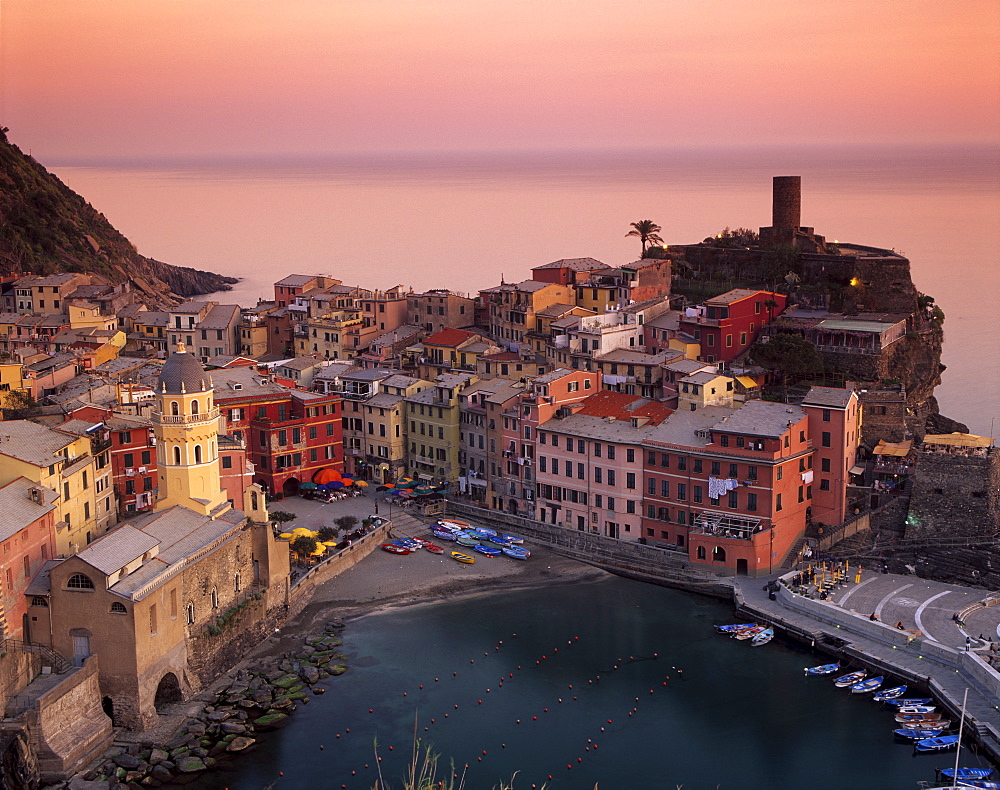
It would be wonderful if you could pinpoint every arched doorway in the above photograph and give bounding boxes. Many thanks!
[282,478,300,497]
[101,696,116,726]
[507,500,518,515]
[154,672,182,709]
[712,546,727,563]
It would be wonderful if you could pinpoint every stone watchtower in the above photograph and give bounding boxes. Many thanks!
[152,344,229,516]
[759,175,827,252]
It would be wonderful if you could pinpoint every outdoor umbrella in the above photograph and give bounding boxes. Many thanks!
[299,481,317,490]
[313,468,342,485]
[354,480,369,487]
[329,481,345,489]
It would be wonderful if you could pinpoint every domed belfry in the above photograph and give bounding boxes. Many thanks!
[152,344,230,516]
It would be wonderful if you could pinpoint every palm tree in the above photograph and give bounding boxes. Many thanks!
[626,220,664,254]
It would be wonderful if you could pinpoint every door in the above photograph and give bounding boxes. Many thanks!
[73,635,91,667]
[736,558,749,576]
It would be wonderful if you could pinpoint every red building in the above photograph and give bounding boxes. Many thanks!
[641,388,857,576]
[1,477,58,641]
[678,289,786,364]
[213,368,343,498]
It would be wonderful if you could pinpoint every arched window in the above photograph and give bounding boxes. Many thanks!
[186,604,195,625]
[696,546,706,560]
[712,546,727,563]
[171,401,179,416]
[191,399,199,415]
[210,588,218,609]
[234,572,241,593]
[173,446,182,465]
[30,596,48,607]
[110,602,127,614]
[194,445,203,464]
[66,573,95,590]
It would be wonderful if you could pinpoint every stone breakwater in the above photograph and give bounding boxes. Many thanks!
[46,619,348,789]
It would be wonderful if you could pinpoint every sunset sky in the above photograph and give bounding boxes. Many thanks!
[2,0,998,160]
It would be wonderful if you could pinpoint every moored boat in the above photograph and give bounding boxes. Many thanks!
[938,768,995,781]
[751,628,774,646]
[392,538,421,551]
[381,543,410,555]
[475,527,498,538]
[895,704,935,714]
[893,727,952,741]
[500,534,524,544]
[456,535,480,547]
[718,623,758,633]
[913,734,959,752]
[450,551,475,564]
[804,662,840,675]
[502,545,530,560]
[425,543,445,554]
[896,712,943,723]
[834,671,867,687]
[886,697,933,707]
[734,626,766,641]
[431,528,457,541]
[873,685,907,701]
[489,535,514,547]
[472,544,501,557]
[438,519,470,531]
[850,675,885,694]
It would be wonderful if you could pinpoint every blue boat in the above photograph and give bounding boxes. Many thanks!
[475,527,498,538]
[939,768,994,781]
[502,545,530,560]
[872,685,907,701]
[914,734,959,752]
[851,675,884,694]
[717,623,757,633]
[834,671,866,687]
[804,662,840,675]
[886,697,933,707]
[500,534,523,544]
[431,528,457,541]
[489,535,514,547]
[472,544,501,557]
[893,728,951,740]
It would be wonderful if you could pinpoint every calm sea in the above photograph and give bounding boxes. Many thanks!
[187,576,961,789]
[49,145,999,436]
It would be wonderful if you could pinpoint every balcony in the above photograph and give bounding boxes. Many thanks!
[690,511,764,541]
[152,408,220,426]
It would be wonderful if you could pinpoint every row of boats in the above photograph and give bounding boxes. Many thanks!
[715,622,774,646]
[380,519,532,564]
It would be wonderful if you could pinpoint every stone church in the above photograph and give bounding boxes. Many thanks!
[30,345,290,729]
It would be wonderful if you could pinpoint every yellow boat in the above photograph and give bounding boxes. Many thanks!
[450,551,475,564]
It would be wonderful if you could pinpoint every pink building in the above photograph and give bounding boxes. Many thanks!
[534,391,672,539]
[678,289,787,364]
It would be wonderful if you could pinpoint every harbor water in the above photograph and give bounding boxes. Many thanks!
[190,575,975,789]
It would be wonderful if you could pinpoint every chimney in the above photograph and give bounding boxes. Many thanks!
[772,176,801,233]
[29,487,44,505]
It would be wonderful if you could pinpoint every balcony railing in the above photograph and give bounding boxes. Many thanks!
[152,408,220,425]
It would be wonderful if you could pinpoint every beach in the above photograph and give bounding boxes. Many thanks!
[254,537,608,661]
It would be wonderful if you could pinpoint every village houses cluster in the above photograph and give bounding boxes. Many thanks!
[0,237,934,759]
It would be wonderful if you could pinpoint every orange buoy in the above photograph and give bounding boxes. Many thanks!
[346,729,350,733]
[419,684,423,689]
[388,746,393,751]
[482,750,487,755]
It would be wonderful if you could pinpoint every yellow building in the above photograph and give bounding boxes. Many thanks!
[405,373,475,483]
[68,304,118,332]
[152,345,230,517]
[0,360,29,409]
[0,420,111,554]
[359,374,430,482]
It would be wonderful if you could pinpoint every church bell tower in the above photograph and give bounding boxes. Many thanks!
[152,344,229,516]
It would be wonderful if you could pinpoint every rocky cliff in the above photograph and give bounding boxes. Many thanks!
[0,129,237,308]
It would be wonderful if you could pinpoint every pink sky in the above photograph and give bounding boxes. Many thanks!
[2,0,998,159]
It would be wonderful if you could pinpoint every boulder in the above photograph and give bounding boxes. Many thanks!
[253,712,290,730]
[299,665,320,684]
[176,757,207,773]
[186,721,206,735]
[226,736,256,753]
[221,721,246,735]
[272,674,301,689]
[149,749,169,765]
[150,765,173,782]
[113,754,141,770]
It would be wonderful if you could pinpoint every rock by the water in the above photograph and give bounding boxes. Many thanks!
[113,754,141,770]
[176,756,207,773]
[253,712,290,730]
[227,736,256,753]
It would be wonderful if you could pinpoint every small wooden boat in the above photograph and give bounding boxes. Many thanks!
[502,545,530,560]
[391,538,421,551]
[489,535,515,547]
[381,543,410,555]
[914,734,959,752]
[896,713,944,727]
[893,727,952,741]
[804,662,840,675]
[895,704,936,714]
[425,543,445,554]
[751,628,774,646]
[475,527,498,538]
[943,782,1000,790]
[938,768,995,781]
[718,623,758,633]
[851,675,884,694]
[431,529,457,541]
[834,671,867,687]
[734,626,766,641]
[886,697,933,707]
[500,534,524,544]
[456,535,480,547]
[872,685,907,701]
[438,519,470,531]
[450,551,475,564]
[900,718,952,731]
[472,544,501,557]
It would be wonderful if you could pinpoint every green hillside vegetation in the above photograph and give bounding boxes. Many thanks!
[0,128,236,305]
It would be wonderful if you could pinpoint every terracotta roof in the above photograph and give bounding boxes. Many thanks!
[574,391,672,425]
[533,258,611,271]
[424,328,478,347]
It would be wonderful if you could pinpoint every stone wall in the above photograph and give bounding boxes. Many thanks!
[0,649,40,714]
[907,448,999,540]
[26,655,113,783]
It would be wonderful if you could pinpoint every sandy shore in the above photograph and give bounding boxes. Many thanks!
[254,544,608,659]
